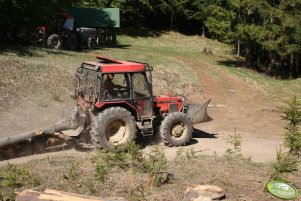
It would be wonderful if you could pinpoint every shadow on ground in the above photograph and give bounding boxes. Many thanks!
[121,27,166,38]
[0,44,73,57]
[216,58,246,69]
[81,44,132,52]
[192,128,218,139]
[0,43,132,57]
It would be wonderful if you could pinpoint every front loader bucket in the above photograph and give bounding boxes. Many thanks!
[186,99,212,125]
[0,107,87,160]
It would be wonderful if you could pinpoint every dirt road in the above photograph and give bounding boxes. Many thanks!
[178,58,284,162]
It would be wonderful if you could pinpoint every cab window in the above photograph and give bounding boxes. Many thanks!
[63,18,74,30]
[133,73,151,99]
[102,73,130,100]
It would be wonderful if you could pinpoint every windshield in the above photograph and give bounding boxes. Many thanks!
[63,18,74,30]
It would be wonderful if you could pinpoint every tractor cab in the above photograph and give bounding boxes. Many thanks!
[74,56,155,136]
[74,56,155,134]
[42,13,75,35]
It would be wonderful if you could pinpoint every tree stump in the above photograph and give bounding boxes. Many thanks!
[202,47,213,55]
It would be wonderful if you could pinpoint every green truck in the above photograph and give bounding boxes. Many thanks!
[35,8,120,50]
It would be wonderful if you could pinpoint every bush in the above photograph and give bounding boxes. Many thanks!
[271,147,300,179]
[226,128,242,156]
[0,163,40,201]
[92,150,128,183]
[139,146,172,187]
[281,96,301,156]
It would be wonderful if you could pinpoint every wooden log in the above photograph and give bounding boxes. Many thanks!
[0,126,56,148]
[16,189,127,201]
[0,107,86,148]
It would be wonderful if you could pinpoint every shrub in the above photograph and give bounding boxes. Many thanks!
[281,96,301,156]
[271,147,300,179]
[226,128,242,156]
[62,161,81,184]
[0,163,40,201]
[139,146,171,187]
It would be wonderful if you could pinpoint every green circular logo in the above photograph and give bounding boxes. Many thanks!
[267,181,299,200]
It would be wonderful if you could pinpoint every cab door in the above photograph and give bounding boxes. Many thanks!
[131,72,153,119]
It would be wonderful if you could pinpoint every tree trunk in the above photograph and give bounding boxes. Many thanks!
[289,54,294,79]
[257,48,261,70]
[170,10,174,31]
[245,39,252,68]
[296,53,300,77]
[237,39,240,57]
[268,52,273,75]
[202,26,205,38]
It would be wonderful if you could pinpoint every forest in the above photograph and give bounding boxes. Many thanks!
[0,0,300,79]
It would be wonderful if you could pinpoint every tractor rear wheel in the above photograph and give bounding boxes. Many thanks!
[47,34,62,49]
[87,38,96,49]
[160,112,192,146]
[91,107,136,151]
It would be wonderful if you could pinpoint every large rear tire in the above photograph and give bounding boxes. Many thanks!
[87,37,96,49]
[47,34,62,49]
[160,112,193,146]
[91,107,137,151]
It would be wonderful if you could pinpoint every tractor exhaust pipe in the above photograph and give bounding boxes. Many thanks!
[186,99,212,125]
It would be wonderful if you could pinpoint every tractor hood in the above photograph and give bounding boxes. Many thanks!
[154,95,212,125]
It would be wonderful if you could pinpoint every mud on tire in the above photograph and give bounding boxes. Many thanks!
[91,107,136,151]
[160,112,193,146]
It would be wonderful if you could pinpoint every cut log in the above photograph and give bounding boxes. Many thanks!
[0,107,86,148]
[16,189,127,201]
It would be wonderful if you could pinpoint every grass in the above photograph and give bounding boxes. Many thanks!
[214,60,301,101]
[1,149,299,201]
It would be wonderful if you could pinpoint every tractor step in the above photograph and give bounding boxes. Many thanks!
[141,127,153,136]
[137,118,154,136]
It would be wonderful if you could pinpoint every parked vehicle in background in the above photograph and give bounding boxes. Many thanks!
[33,8,120,50]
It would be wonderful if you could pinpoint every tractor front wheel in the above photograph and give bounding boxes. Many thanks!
[47,34,63,49]
[91,107,136,151]
[160,112,193,146]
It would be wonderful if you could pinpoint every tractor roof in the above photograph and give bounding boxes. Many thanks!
[81,56,152,73]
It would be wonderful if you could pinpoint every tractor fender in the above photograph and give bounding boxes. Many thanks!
[94,101,140,120]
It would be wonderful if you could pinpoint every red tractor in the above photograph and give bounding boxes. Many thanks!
[35,13,77,50]
[0,56,211,159]
[72,56,211,151]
